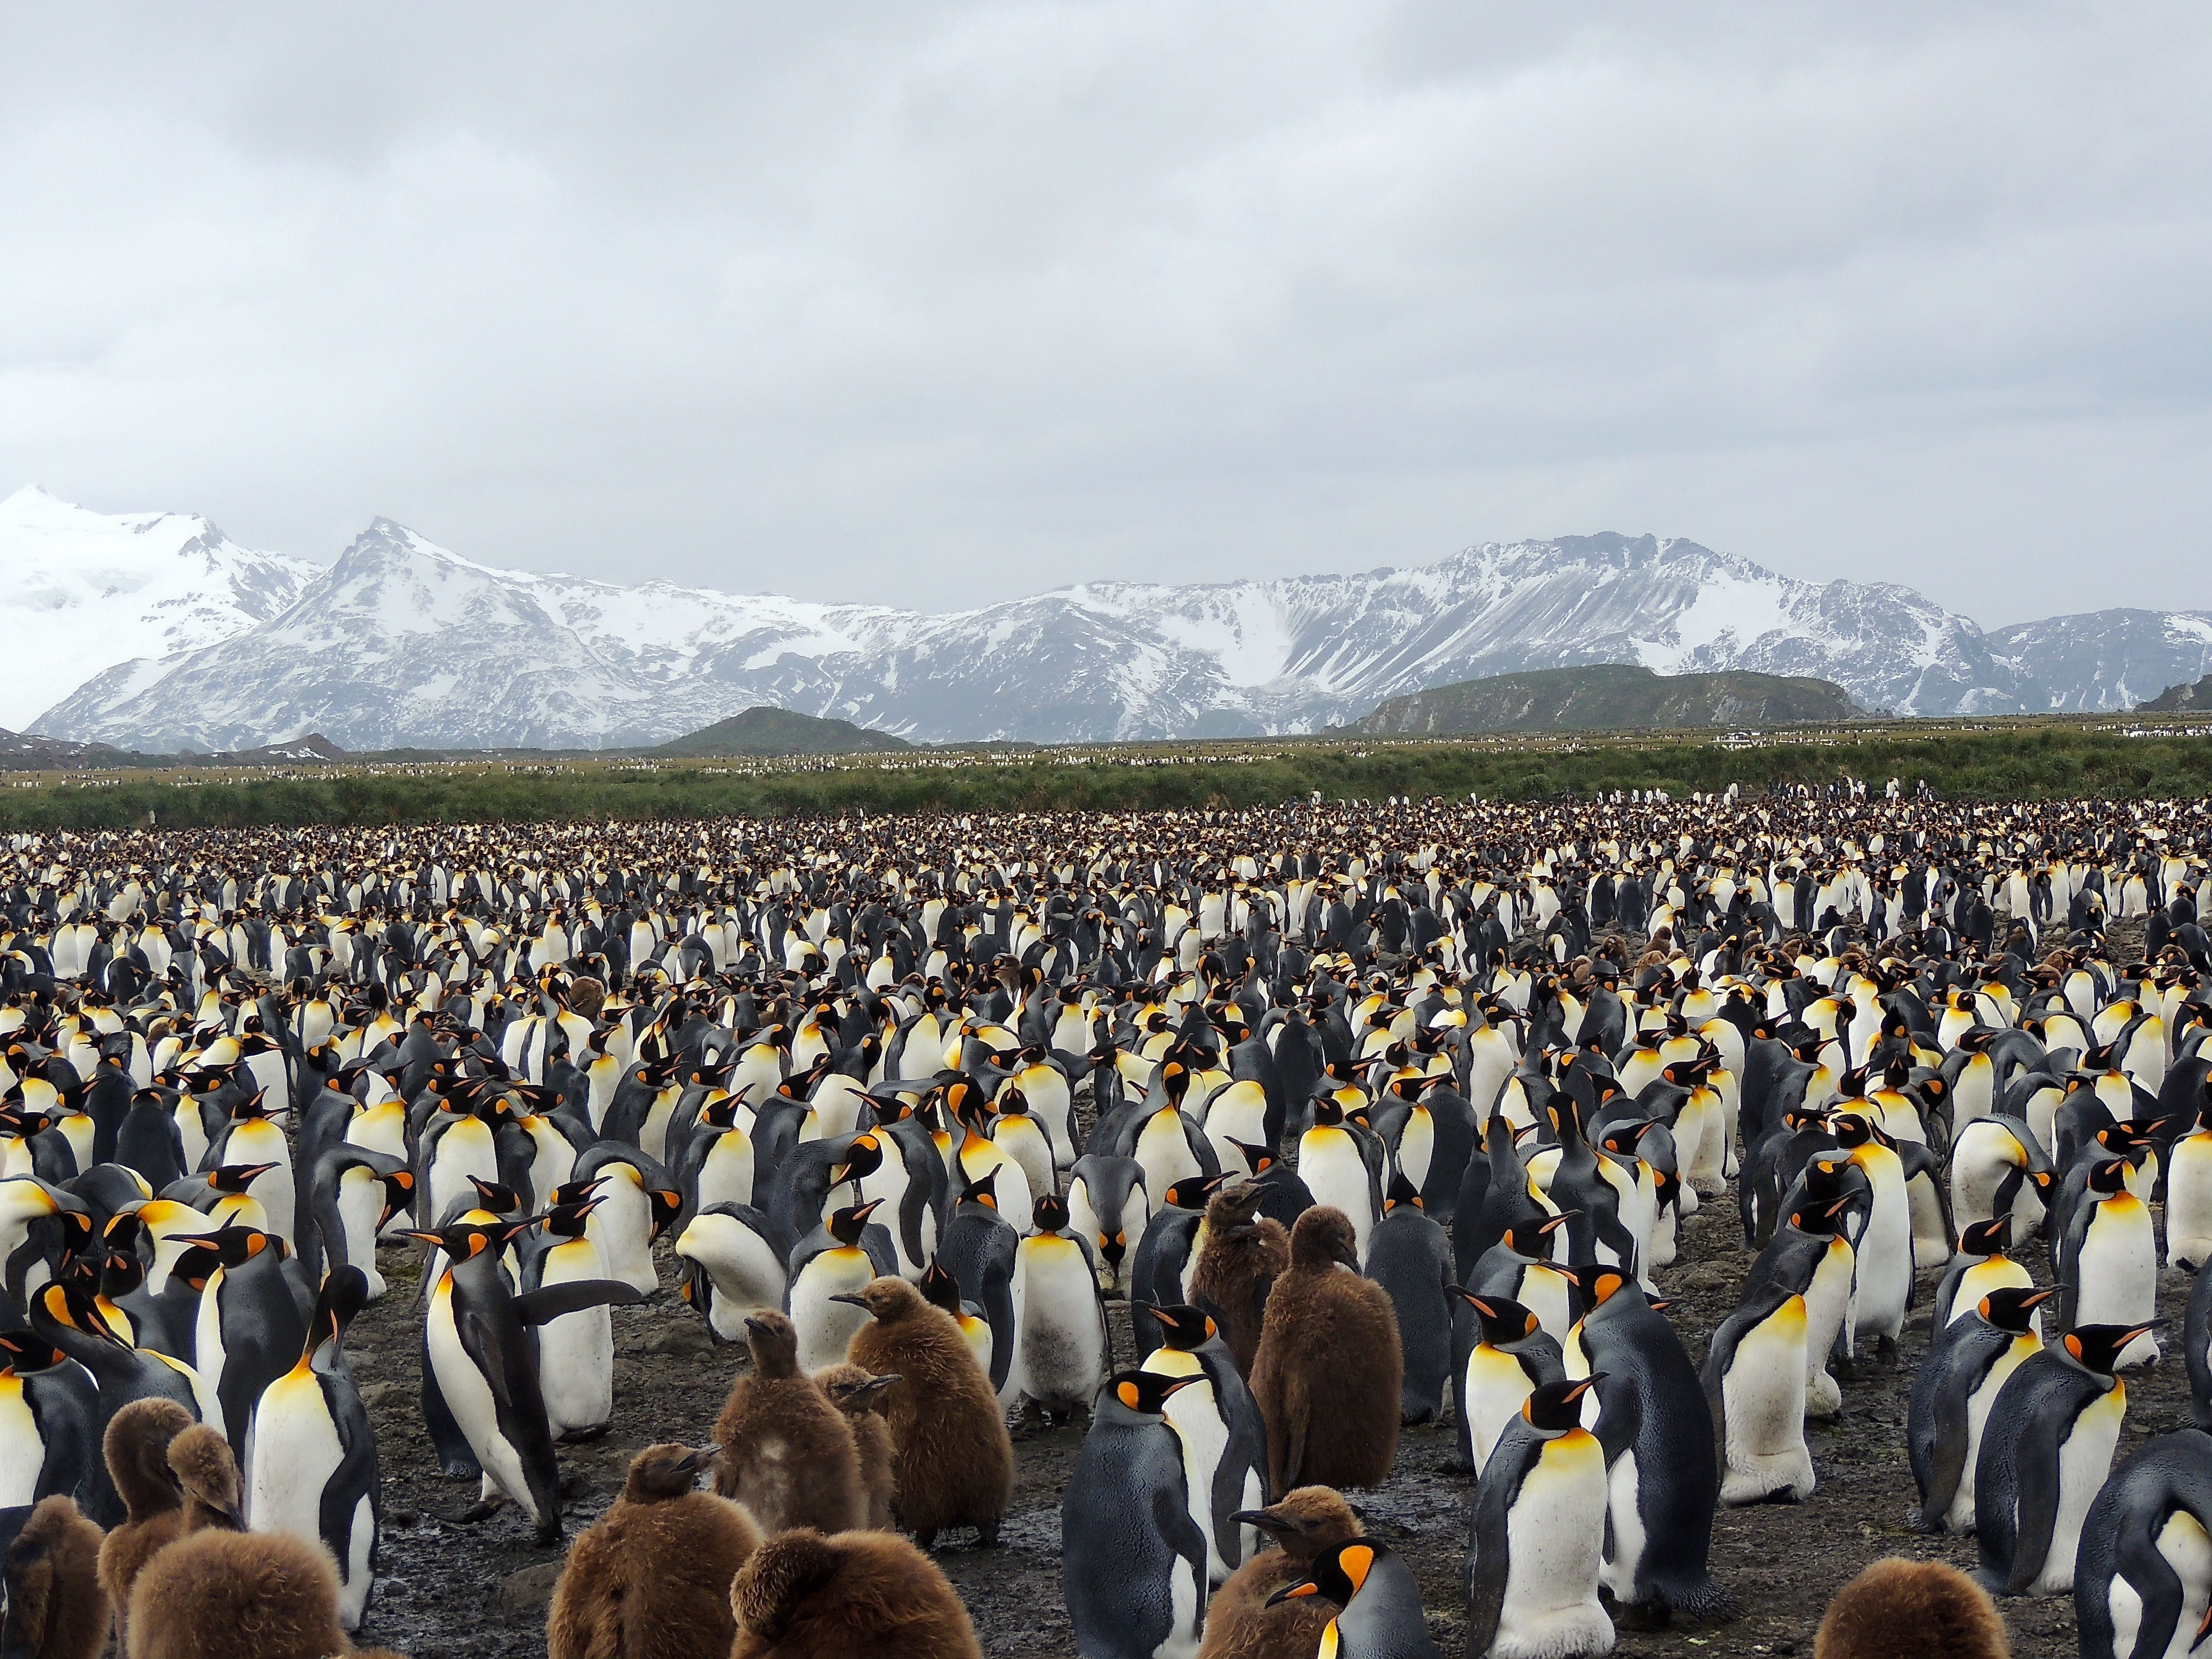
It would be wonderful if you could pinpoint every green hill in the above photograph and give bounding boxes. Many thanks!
[652,706,911,758]
[2139,673,2212,713]
[1343,664,1863,736]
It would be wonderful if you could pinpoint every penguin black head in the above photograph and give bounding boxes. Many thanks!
[0,1329,69,1374]
[1226,1138,1276,1177]
[1559,1262,1632,1315]
[2086,1157,2131,1197]
[2063,1320,2161,1375]
[1382,1174,1421,1213]
[825,1199,885,1247]
[174,1226,279,1269]
[1502,1213,1574,1260]
[1449,1289,1543,1347]
[1958,1216,2012,1256]
[1145,1304,1219,1351]
[1164,1174,1231,1212]
[1977,1285,2057,1334]
[464,1176,521,1215]
[1107,1369,1197,1417]
[917,1261,964,1317]
[957,1169,1001,1213]
[1523,1375,1602,1434]
[1031,1193,1070,1235]
[405,1218,530,1262]
[1265,1538,1386,1610]
[206,1162,281,1194]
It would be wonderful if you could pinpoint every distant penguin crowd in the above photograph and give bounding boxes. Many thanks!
[2,788,2212,1656]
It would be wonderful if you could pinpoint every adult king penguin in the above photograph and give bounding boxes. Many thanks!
[1463,1377,1612,1659]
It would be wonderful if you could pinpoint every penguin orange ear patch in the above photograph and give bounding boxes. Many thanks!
[1338,1543,1375,1590]
[1117,1381,1141,1410]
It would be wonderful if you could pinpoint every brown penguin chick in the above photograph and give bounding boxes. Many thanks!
[123,1528,348,1659]
[728,1528,982,1659]
[1815,1559,2010,1659]
[838,1276,1014,1549]
[814,1362,902,1530]
[1196,1486,1363,1659]
[1248,1206,1402,1492]
[96,1397,196,1650]
[2,1495,108,1659]
[546,1443,761,1659]
[165,1424,246,1535]
[712,1310,865,1536]
[1189,1183,1290,1376]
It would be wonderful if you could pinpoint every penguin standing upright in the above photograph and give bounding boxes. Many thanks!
[240,1266,379,1630]
[1463,1377,1611,1659]
[1562,1265,1728,1619]
[1836,1119,1913,1359]
[410,1217,642,1543]
[1363,1177,1456,1426]
[1297,1099,1380,1263]
[2074,1428,2212,1659]
[2061,1158,2161,1369]
[1266,1538,1441,1659]
[1062,1370,1210,1659]
[1909,1286,2055,1535]
[0,1330,96,1511]
[1189,1184,1289,1379]
[710,1310,863,1537]
[1930,1217,2033,1334]
[1250,1207,1401,1493]
[1975,1321,2156,1596]
[1067,1153,1150,1298]
[1011,1194,1107,1421]
[1701,1282,1814,1505]
[1141,1304,1268,1589]
[1450,1293,1566,1479]
[786,1200,897,1374]
[522,1191,619,1442]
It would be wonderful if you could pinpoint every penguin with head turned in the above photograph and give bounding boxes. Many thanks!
[1132,1174,1234,1359]
[1063,1369,1211,1659]
[1464,1376,1611,1659]
[1142,1304,1268,1590]
[2074,1427,2212,1659]
[1266,1536,1440,1659]
[1560,1262,1729,1620]
[1449,1291,1565,1479]
[1362,1175,1455,1426]
[1909,1284,2055,1536]
[1930,1216,2033,1334]
[1974,1319,2158,1597]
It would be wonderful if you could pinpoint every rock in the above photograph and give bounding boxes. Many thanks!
[359,1382,398,1409]
[498,1562,565,1617]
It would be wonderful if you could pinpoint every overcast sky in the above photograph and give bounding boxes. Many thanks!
[2,3,2207,626]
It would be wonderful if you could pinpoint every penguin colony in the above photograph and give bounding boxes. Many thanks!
[1,796,2212,1657]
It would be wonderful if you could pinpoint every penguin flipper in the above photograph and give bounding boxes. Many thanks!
[511,1280,646,1325]
[1917,1353,1976,1529]
[1462,1435,1525,1658]
[1997,1397,2069,1595]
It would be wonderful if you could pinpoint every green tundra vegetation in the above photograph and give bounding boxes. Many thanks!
[0,717,2206,830]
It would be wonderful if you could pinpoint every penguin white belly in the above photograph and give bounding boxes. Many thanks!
[1853,1167,1912,1342]
[2152,1509,2212,1659]
[427,1120,499,1224]
[537,1239,614,1437]
[1717,1300,1814,1504]
[1907,1177,1951,1272]
[1135,1112,1204,1202]
[1598,1446,1646,1604]
[426,1284,536,1521]
[994,1121,1056,1217]
[695,1132,754,1212]
[335,1173,390,1298]
[2077,1196,2159,1367]
[587,1179,660,1295]
[1801,1240,1856,1415]
[1013,1238,1105,1415]
[1201,1084,1269,1175]
[1152,1363,1233,1586]
[2168,1136,2212,1270]
[1394,1109,1435,1193]
[1678,1093,1723,1195]
[1494,1431,1612,1659]
[1464,1347,1537,1478]
[1298,1134,1375,1262]
[1947,1131,2017,1229]
[1519,1267,1574,1344]
[675,1213,785,1339]
[789,1247,877,1372]
[246,1369,366,1626]
[0,1377,38,1505]
[2034,1386,2128,1594]
[857,1157,933,1279]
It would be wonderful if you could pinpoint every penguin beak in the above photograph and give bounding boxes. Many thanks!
[828,1293,871,1310]
[1264,1578,1322,1608]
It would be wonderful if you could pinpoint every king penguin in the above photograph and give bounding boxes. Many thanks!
[1063,1369,1211,1659]
[1909,1285,2055,1535]
[1266,1537,1441,1659]
[1141,1304,1267,1589]
[2074,1427,2212,1659]
[1463,1376,1611,1659]
[1702,1280,1815,1505]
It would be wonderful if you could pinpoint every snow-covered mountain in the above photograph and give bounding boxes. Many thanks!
[0,487,315,731]
[23,505,2212,751]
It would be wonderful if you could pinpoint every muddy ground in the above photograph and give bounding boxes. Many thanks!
[349,1186,2199,1659]
[349,924,2175,1657]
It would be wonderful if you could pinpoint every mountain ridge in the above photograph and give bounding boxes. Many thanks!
[16,491,2212,751]
[1344,665,1864,736]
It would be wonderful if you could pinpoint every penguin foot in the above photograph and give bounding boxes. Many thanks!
[441,1498,504,1527]
[440,1459,483,1481]
[912,1528,938,1551]
[558,1424,612,1443]
[975,1521,1001,1548]
[1877,1336,1900,1366]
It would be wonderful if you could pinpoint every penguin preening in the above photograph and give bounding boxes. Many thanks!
[729,1527,983,1659]
[1250,1206,1402,1495]
[2075,1427,2212,1659]
[711,1309,864,1537]
[1266,1536,1441,1659]
[547,1442,760,1659]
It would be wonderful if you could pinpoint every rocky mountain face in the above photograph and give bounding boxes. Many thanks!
[0,487,314,731]
[1345,664,1862,736]
[20,501,2212,751]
